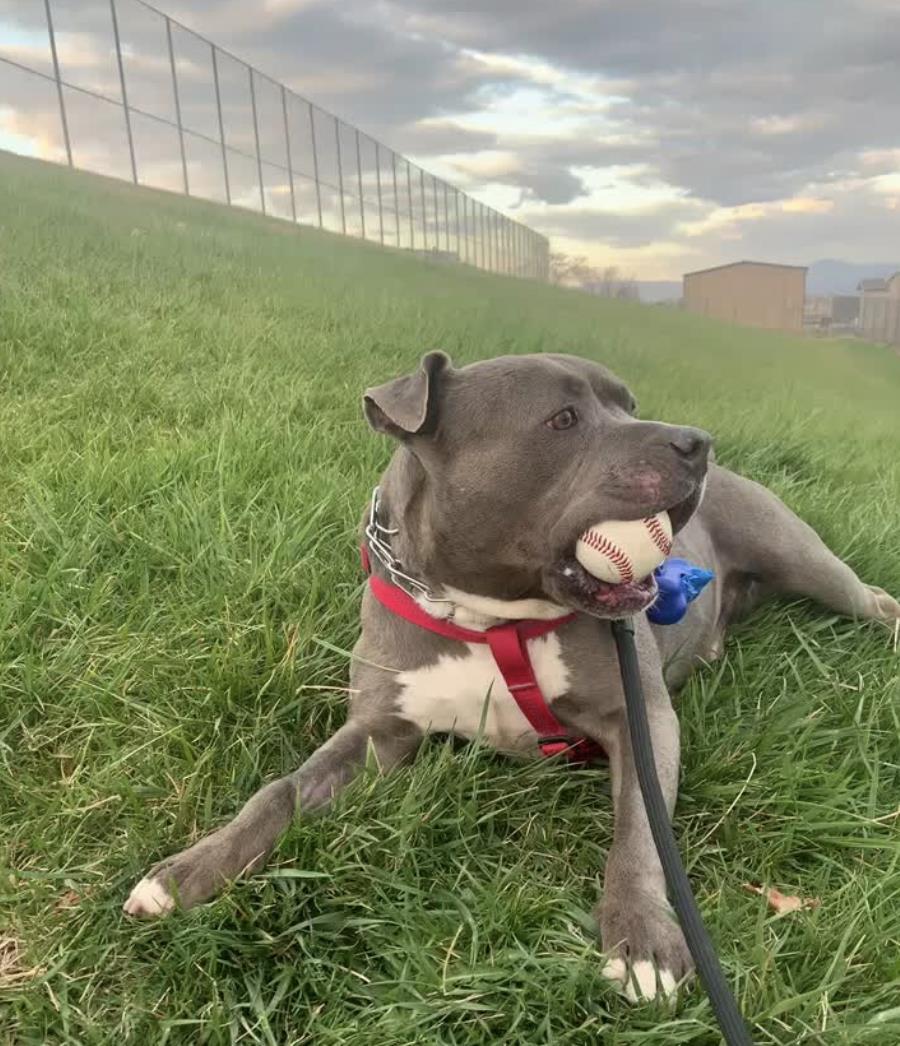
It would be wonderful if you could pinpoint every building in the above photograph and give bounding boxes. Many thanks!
[858,273,900,344]
[682,261,807,332]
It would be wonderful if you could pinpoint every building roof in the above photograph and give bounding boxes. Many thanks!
[857,278,888,292]
[683,260,808,279]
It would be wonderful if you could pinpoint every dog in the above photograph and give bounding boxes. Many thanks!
[125,352,900,1001]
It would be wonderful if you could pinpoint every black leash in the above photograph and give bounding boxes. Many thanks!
[611,617,754,1046]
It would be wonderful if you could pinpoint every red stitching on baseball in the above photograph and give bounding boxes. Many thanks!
[579,530,634,582]
[644,516,672,556]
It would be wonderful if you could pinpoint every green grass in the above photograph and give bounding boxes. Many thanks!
[1,149,899,1046]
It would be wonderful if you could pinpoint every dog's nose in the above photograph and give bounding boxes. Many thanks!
[668,426,712,463]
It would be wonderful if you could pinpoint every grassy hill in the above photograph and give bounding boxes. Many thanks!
[1,149,899,1045]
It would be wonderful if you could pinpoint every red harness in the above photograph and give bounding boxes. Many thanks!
[362,546,604,763]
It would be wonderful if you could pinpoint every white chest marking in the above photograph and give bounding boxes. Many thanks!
[396,633,570,753]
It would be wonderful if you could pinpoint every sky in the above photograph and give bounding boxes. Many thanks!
[2,0,900,279]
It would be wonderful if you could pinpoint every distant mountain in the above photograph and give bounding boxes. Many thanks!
[637,280,682,303]
[806,259,900,295]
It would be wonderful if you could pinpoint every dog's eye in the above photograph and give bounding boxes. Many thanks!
[547,407,578,431]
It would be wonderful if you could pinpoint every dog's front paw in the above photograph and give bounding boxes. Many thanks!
[598,890,693,1002]
[123,874,175,918]
[867,585,900,623]
[123,830,253,918]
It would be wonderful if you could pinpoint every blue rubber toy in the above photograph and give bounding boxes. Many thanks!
[647,558,715,625]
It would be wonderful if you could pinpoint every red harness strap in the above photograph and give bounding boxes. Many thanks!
[366,568,604,763]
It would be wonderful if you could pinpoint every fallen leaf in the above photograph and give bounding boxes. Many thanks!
[743,882,820,915]
[54,889,81,912]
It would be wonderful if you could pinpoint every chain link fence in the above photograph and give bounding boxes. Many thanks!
[0,0,550,279]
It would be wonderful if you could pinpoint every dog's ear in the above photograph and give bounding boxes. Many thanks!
[363,351,451,438]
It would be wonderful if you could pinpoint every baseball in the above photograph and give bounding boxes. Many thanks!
[575,512,673,584]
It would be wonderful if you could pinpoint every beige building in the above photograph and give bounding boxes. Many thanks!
[858,273,900,344]
[683,261,807,332]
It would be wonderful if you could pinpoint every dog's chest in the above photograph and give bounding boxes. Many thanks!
[395,634,569,753]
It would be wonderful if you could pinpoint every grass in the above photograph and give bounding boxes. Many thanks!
[0,148,899,1046]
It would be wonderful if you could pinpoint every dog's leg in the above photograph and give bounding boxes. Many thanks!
[769,524,899,623]
[594,685,693,1002]
[727,478,899,624]
[561,637,692,1003]
[124,717,421,917]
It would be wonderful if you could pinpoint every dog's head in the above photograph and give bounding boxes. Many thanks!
[364,352,711,618]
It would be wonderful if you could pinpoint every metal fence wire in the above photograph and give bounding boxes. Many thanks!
[0,0,550,280]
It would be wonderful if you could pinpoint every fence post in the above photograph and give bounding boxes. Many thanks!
[334,118,346,234]
[248,67,265,214]
[43,0,72,168]
[462,195,468,264]
[454,188,461,260]
[392,152,400,246]
[490,209,496,271]
[503,219,510,275]
[406,162,414,249]
[165,16,189,195]
[109,0,137,185]
[432,176,439,252]
[477,203,485,269]
[308,103,322,227]
[355,129,365,238]
[375,141,384,244]
[281,84,297,222]
[419,168,427,251]
[466,197,475,265]
[442,182,450,252]
[211,45,230,204]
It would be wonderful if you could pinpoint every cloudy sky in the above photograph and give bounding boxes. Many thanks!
[2,0,900,278]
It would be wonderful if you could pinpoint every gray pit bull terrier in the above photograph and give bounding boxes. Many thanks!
[125,352,900,1001]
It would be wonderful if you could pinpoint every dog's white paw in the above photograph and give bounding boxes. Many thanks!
[867,585,900,623]
[123,876,174,918]
[601,957,679,1002]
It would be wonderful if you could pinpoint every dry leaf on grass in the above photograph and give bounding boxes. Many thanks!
[743,883,821,915]
[54,889,82,912]
[0,936,42,988]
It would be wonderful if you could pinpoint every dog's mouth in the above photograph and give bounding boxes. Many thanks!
[547,485,703,619]
[667,484,703,535]
[552,558,659,617]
